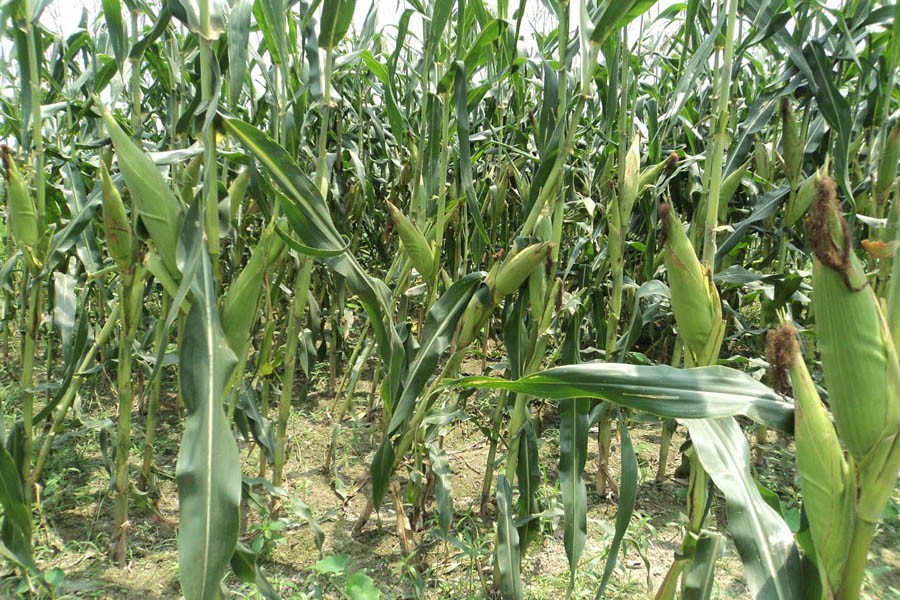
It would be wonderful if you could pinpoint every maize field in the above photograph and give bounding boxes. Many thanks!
[1,0,899,597]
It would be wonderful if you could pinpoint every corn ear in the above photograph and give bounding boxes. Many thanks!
[875,122,900,204]
[455,277,494,350]
[100,104,183,276]
[807,175,900,469]
[2,146,39,249]
[455,242,553,349]
[785,172,816,227]
[767,323,852,592]
[387,201,437,281]
[180,153,203,204]
[490,241,554,300]
[660,202,723,365]
[754,138,773,182]
[721,164,746,206]
[100,162,135,272]
[717,163,747,222]
[638,151,678,190]
[228,168,251,221]
[619,135,641,219]
[781,97,802,182]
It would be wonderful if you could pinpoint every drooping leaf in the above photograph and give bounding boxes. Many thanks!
[595,411,638,599]
[495,474,523,600]
[426,441,453,537]
[372,272,483,508]
[230,543,279,600]
[684,418,803,599]
[0,446,36,574]
[176,204,241,600]
[683,531,726,600]
[227,0,253,106]
[319,0,356,50]
[458,363,794,432]
[102,0,128,68]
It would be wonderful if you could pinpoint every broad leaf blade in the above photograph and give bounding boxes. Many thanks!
[684,418,803,600]
[595,412,638,599]
[319,0,356,50]
[496,475,523,600]
[176,207,241,600]
[458,363,794,432]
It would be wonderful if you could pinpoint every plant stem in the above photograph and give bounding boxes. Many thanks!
[20,280,41,504]
[140,294,169,490]
[33,304,120,484]
[837,518,877,600]
[701,0,738,266]
[274,257,312,488]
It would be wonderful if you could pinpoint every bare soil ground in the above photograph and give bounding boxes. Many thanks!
[5,357,899,599]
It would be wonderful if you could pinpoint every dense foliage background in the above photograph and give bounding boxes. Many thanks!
[0,0,898,598]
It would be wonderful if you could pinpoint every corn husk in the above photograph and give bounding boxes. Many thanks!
[875,123,900,202]
[807,176,900,471]
[661,203,724,365]
[387,201,437,281]
[2,147,39,249]
[100,162,135,272]
[781,97,802,182]
[768,323,853,592]
[228,168,251,221]
[785,173,817,227]
[490,241,554,301]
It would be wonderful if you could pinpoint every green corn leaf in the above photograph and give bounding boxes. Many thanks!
[372,273,482,508]
[255,0,285,64]
[129,2,172,61]
[515,421,540,550]
[226,0,253,106]
[220,117,347,255]
[559,396,588,587]
[176,204,241,600]
[426,441,453,537]
[52,272,76,362]
[685,418,803,600]
[0,446,36,574]
[559,316,588,590]
[683,531,726,600]
[457,363,794,432]
[595,411,638,599]
[230,543,279,600]
[101,0,127,69]
[224,117,405,426]
[589,0,657,47]
[424,0,453,71]
[496,475,523,600]
[804,42,853,201]
[221,225,276,360]
[452,61,490,244]
[319,0,356,50]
